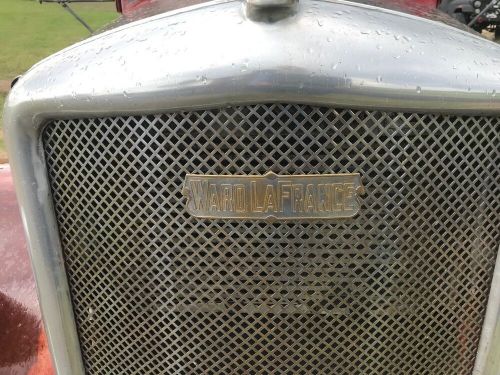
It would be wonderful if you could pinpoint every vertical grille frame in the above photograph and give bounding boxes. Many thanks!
[42,104,500,375]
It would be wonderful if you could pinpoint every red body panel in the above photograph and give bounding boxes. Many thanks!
[117,0,439,16]
[118,0,154,14]
[119,0,209,15]
[0,165,54,375]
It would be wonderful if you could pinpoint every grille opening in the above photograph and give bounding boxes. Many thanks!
[43,104,499,374]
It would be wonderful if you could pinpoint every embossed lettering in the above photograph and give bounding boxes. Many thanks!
[251,181,264,213]
[208,183,220,212]
[234,184,246,213]
[279,182,291,213]
[304,184,317,212]
[263,184,278,213]
[292,184,304,213]
[190,180,208,211]
[332,183,344,211]
[183,173,364,219]
[344,183,355,211]
[221,184,233,212]
[317,184,330,212]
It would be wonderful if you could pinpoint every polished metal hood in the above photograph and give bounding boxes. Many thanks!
[5,0,500,124]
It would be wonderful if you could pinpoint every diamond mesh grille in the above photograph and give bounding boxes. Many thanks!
[42,104,499,375]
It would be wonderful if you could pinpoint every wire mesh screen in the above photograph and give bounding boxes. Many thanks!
[43,104,499,375]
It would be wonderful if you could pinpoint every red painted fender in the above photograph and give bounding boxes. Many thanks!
[116,0,439,16]
[0,164,55,375]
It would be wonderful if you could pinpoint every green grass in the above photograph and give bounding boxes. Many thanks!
[0,0,118,80]
[0,0,118,161]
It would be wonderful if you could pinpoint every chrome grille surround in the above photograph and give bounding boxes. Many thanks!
[43,104,499,374]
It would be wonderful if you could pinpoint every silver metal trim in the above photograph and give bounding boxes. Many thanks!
[3,0,500,373]
[5,118,85,374]
[474,247,500,375]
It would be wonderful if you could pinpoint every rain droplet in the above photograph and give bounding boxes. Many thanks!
[416,86,422,94]
[241,60,249,73]
[376,76,382,83]
[88,307,94,321]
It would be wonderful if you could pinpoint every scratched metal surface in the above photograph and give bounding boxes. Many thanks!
[43,104,499,374]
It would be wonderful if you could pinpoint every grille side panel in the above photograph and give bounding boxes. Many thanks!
[43,104,499,374]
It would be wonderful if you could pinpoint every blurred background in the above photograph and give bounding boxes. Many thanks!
[0,0,118,163]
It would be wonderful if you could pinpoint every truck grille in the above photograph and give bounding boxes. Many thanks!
[43,104,499,375]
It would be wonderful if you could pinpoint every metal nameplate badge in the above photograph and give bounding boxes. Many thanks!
[182,172,364,220]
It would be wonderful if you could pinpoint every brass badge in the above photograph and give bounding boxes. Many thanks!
[182,172,364,220]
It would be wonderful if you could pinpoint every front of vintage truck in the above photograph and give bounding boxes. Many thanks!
[3,0,500,374]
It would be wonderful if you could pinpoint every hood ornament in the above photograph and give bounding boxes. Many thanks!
[245,0,299,22]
